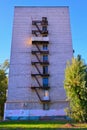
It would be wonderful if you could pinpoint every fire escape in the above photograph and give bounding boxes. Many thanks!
[31,17,50,109]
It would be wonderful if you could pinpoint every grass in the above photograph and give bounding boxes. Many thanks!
[0,120,87,130]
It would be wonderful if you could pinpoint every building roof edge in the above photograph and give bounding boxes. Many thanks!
[15,6,69,8]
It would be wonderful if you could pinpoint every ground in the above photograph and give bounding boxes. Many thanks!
[0,120,87,130]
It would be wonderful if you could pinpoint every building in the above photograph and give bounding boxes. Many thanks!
[4,6,73,120]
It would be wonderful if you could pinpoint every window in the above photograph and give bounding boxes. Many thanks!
[43,66,48,74]
[42,26,47,32]
[43,78,48,87]
[42,17,48,25]
[44,90,49,97]
[43,44,48,50]
[42,17,47,21]
[43,103,49,110]
[43,90,49,110]
[43,55,48,62]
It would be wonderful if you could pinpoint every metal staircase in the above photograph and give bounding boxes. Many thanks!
[31,17,50,109]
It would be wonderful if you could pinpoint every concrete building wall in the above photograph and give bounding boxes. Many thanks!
[4,7,73,120]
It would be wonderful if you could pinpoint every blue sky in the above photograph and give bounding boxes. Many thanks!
[0,0,87,63]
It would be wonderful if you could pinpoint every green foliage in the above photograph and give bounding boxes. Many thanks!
[0,59,9,71]
[64,55,87,122]
[0,69,8,104]
[0,59,9,119]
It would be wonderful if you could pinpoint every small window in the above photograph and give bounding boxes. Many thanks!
[42,17,47,21]
[43,78,48,87]
[43,66,48,74]
[43,44,48,50]
[44,90,49,97]
[42,17,48,25]
[43,103,49,110]
[43,55,48,62]
[42,26,47,32]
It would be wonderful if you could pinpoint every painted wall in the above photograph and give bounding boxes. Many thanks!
[5,7,73,119]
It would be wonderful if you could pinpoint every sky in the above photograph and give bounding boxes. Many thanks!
[0,0,87,64]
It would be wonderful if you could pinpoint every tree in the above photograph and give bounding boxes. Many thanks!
[0,59,9,72]
[64,55,87,122]
[0,60,9,119]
